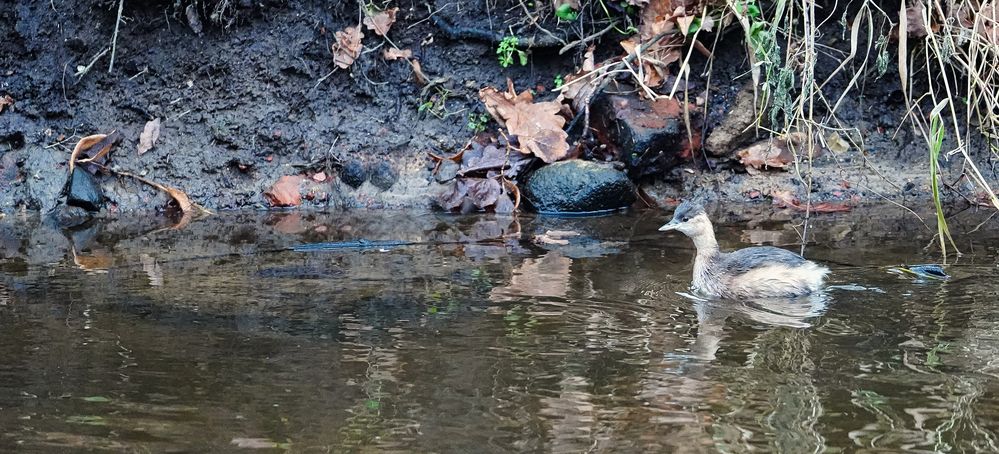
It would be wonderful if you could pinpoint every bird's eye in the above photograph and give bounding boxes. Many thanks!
[681,216,690,222]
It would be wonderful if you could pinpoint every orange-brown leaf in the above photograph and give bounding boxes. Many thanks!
[332,26,364,69]
[70,133,118,173]
[479,85,568,163]
[363,7,398,37]
[736,134,808,174]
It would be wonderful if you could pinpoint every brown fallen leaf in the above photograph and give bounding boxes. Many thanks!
[0,94,12,113]
[466,177,502,209]
[736,133,809,174]
[137,118,161,155]
[72,246,112,273]
[771,190,852,213]
[70,133,120,173]
[264,175,305,207]
[409,59,429,85]
[383,47,412,60]
[363,7,398,37]
[905,1,930,38]
[116,170,207,214]
[479,82,569,163]
[332,26,364,69]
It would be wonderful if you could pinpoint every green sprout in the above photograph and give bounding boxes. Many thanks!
[553,74,564,89]
[467,112,491,133]
[497,36,528,68]
[556,4,579,21]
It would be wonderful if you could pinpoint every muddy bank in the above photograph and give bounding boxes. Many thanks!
[1,0,996,216]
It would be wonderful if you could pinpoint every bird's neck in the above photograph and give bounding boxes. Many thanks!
[690,226,719,257]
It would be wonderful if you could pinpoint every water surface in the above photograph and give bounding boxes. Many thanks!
[1,206,997,452]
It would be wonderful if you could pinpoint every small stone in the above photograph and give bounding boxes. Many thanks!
[523,160,636,213]
[66,167,104,212]
[264,175,304,207]
[312,171,327,182]
[435,160,459,183]
[369,161,398,190]
[50,204,92,228]
[339,159,367,188]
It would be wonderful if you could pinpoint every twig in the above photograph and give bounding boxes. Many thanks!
[108,0,124,73]
[559,20,619,55]
[75,47,110,80]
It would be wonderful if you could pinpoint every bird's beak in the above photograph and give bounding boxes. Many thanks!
[658,220,679,232]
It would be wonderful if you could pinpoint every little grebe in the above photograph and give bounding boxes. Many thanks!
[659,202,829,299]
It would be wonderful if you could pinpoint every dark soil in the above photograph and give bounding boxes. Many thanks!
[1,0,996,216]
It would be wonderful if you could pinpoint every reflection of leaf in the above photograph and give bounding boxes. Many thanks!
[231,438,291,449]
[332,26,364,69]
[490,252,572,301]
[82,396,111,403]
[479,83,568,163]
[363,7,398,37]
[137,118,161,155]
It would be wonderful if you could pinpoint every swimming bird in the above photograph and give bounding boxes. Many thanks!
[659,201,829,299]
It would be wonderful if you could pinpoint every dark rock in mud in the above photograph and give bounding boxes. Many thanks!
[704,83,765,156]
[340,160,367,189]
[369,161,398,191]
[523,160,636,213]
[66,167,104,212]
[592,92,701,180]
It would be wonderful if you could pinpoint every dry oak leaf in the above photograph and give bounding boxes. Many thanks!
[479,83,569,163]
[383,47,412,60]
[332,26,364,69]
[137,118,161,155]
[363,7,398,37]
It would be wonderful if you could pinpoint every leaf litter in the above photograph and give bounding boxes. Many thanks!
[363,7,398,37]
[332,26,364,69]
[479,81,569,163]
[137,118,161,155]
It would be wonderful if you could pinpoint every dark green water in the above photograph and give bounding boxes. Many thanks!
[0,206,997,452]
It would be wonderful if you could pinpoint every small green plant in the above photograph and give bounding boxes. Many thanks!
[555,3,579,21]
[467,112,490,133]
[553,74,564,89]
[927,100,958,259]
[418,86,454,119]
[497,36,528,68]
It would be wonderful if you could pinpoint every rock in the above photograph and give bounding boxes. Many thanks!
[66,167,104,212]
[704,82,765,156]
[50,204,93,229]
[435,160,459,183]
[339,159,367,188]
[369,161,398,190]
[264,175,304,207]
[523,160,636,213]
[592,91,701,180]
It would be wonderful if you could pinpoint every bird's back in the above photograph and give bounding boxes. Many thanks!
[706,246,828,298]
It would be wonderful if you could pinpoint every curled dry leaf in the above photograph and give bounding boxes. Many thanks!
[409,59,429,85]
[264,175,304,207]
[363,7,398,37]
[479,83,569,163]
[467,178,502,209]
[70,133,120,173]
[332,26,364,69]
[118,171,205,214]
[383,47,412,61]
[137,118,161,155]
[0,94,12,113]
